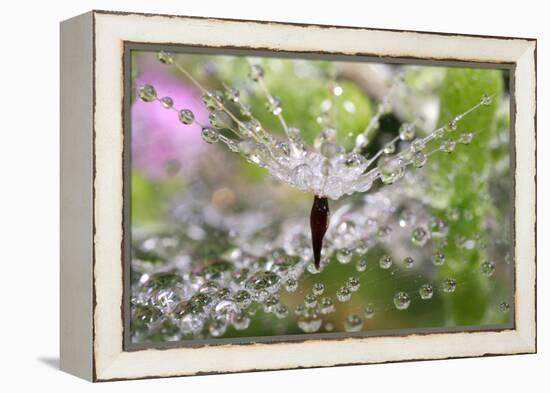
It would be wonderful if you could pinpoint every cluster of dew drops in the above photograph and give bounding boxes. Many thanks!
[136,52,489,201]
[130,179,509,343]
[130,53,511,343]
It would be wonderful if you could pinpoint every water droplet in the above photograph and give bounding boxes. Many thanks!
[201,260,234,281]
[239,119,263,136]
[429,217,449,238]
[233,290,252,308]
[245,271,281,293]
[157,51,174,64]
[209,317,228,337]
[419,284,434,300]
[399,123,416,141]
[364,304,375,319]
[132,303,162,333]
[393,292,411,310]
[291,163,313,189]
[336,248,353,264]
[249,64,265,81]
[499,301,510,313]
[378,156,405,184]
[297,312,322,333]
[176,308,204,335]
[481,260,496,277]
[266,96,282,115]
[355,133,368,149]
[324,322,335,332]
[285,278,298,292]
[411,138,426,152]
[379,254,393,269]
[403,256,415,268]
[292,304,305,316]
[440,139,456,153]
[190,293,212,309]
[345,314,363,332]
[160,96,173,109]
[412,151,427,168]
[398,210,415,228]
[434,128,445,139]
[274,304,289,319]
[214,299,239,318]
[274,141,290,157]
[150,319,180,341]
[202,90,224,110]
[240,103,252,117]
[312,283,325,296]
[336,220,357,239]
[343,153,368,175]
[304,293,318,308]
[306,262,322,275]
[383,142,396,155]
[254,289,269,304]
[458,132,473,144]
[217,288,232,300]
[143,272,184,293]
[411,226,430,246]
[355,259,367,272]
[441,279,457,293]
[173,297,209,335]
[321,160,332,177]
[481,94,493,105]
[320,99,332,112]
[138,84,157,102]
[237,139,256,156]
[346,277,361,292]
[336,286,352,302]
[319,297,335,314]
[354,240,369,256]
[354,174,375,192]
[225,86,240,103]
[432,251,446,266]
[232,264,250,287]
[332,84,343,96]
[201,127,220,144]
[233,314,251,330]
[448,118,458,131]
[209,110,232,129]
[178,109,195,125]
[198,281,220,296]
[151,288,180,313]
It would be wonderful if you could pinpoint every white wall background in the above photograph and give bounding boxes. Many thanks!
[0,0,545,391]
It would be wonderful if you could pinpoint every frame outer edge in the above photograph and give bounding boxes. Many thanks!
[504,40,537,354]
[59,11,95,381]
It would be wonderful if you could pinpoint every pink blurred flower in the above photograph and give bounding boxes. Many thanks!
[132,61,208,180]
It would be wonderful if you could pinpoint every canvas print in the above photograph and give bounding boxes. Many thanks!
[127,48,513,346]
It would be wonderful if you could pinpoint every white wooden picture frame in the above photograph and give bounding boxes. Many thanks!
[60,10,536,381]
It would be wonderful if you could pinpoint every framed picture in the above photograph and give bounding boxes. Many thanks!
[60,10,537,381]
